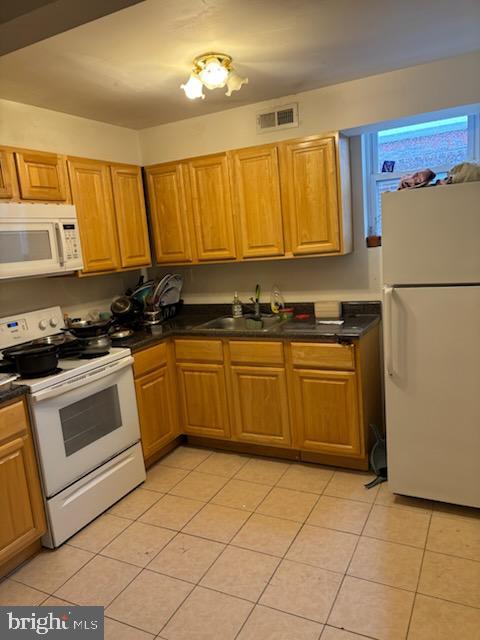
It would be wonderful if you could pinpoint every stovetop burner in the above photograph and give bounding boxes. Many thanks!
[22,367,63,379]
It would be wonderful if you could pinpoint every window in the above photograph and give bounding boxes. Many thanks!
[364,114,479,243]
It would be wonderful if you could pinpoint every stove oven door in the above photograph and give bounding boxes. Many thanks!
[30,356,142,497]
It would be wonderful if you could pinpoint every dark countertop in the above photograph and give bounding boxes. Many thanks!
[0,384,29,405]
[114,302,381,353]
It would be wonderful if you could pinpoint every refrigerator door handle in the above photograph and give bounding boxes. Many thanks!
[384,286,394,376]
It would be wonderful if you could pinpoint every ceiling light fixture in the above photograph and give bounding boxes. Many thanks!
[181,53,248,100]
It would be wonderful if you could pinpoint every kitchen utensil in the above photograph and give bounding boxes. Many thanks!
[131,280,154,307]
[109,328,134,340]
[76,334,112,357]
[31,333,77,347]
[159,286,181,306]
[365,424,387,489]
[255,283,261,303]
[151,274,172,307]
[66,318,112,338]
[111,296,142,320]
[3,343,59,377]
[143,310,162,325]
[270,285,285,313]
[0,373,19,390]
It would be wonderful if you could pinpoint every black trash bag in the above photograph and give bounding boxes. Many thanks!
[365,424,387,489]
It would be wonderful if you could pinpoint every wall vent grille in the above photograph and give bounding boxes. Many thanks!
[256,103,299,133]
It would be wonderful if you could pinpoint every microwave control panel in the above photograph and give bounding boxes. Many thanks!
[63,224,80,261]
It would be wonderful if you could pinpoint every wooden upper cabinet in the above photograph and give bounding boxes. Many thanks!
[110,164,151,269]
[187,154,237,261]
[145,163,193,263]
[0,150,18,199]
[67,159,120,273]
[231,145,285,258]
[14,150,69,201]
[280,135,341,255]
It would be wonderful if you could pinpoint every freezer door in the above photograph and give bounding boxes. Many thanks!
[384,285,480,507]
[382,182,480,285]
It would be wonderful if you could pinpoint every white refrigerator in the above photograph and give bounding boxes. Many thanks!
[382,182,480,507]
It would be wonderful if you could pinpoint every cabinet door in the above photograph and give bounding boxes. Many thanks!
[293,369,361,456]
[176,362,230,438]
[67,159,120,273]
[280,136,340,254]
[230,365,291,446]
[14,150,69,201]
[110,164,151,268]
[135,363,178,462]
[187,154,236,261]
[231,145,284,258]
[0,401,46,565]
[146,163,193,263]
[0,150,17,199]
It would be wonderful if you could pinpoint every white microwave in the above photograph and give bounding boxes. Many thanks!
[0,203,83,279]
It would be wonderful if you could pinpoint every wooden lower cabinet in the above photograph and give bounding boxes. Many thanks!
[0,398,46,568]
[135,365,177,462]
[133,342,178,466]
[230,365,291,447]
[292,369,361,456]
[133,330,380,471]
[176,362,230,438]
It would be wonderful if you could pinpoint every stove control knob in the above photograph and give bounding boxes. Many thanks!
[50,318,58,328]
[39,319,47,330]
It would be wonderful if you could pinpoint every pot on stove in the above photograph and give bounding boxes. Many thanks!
[65,318,112,338]
[76,334,112,357]
[2,343,59,377]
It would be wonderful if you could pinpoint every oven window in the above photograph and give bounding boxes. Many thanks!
[0,230,52,263]
[60,385,122,456]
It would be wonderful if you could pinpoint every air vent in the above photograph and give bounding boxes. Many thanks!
[256,103,299,134]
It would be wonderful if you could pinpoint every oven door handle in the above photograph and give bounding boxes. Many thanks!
[31,356,134,403]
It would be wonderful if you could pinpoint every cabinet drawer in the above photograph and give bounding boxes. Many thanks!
[229,341,284,365]
[133,342,168,378]
[175,339,224,363]
[0,399,28,443]
[291,342,355,371]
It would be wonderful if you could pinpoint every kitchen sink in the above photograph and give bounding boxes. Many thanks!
[196,315,284,332]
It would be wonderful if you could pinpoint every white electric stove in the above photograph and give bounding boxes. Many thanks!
[0,306,146,548]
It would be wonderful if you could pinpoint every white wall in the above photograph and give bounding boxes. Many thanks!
[0,98,141,163]
[139,51,480,164]
[0,99,143,318]
[0,271,141,319]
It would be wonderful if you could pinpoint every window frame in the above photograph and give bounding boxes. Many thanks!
[363,113,480,245]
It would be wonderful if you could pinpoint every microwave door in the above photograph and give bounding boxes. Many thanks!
[0,221,63,278]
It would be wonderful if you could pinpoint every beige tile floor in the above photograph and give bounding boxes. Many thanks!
[1,446,479,640]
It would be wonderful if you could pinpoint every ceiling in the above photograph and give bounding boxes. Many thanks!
[0,0,479,129]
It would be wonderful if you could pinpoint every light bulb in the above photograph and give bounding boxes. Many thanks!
[225,71,248,96]
[180,73,205,100]
[198,57,229,89]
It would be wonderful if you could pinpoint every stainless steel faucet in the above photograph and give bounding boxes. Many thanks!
[242,284,261,319]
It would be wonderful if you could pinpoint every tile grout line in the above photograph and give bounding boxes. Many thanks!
[190,460,295,637]
[232,467,325,640]
[404,510,433,638]
[322,483,378,633]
